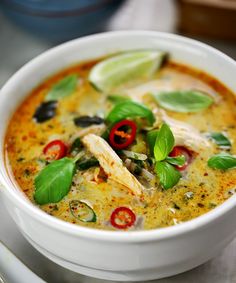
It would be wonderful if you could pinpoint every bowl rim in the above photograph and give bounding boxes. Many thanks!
[1,30,236,242]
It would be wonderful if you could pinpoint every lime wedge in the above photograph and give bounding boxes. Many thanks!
[89,50,166,93]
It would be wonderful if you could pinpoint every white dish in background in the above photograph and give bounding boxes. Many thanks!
[0,31,236,282]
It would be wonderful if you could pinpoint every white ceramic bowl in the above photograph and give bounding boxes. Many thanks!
[0,31,236,282]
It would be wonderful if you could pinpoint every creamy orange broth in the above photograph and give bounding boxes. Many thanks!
[5,59,236,230]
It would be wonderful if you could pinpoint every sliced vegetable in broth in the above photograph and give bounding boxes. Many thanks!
[5,51,236,231]
[70,200,96,223]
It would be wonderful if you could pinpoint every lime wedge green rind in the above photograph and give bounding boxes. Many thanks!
[89,50,167,93]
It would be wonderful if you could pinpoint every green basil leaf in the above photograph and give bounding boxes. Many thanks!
[154,123,174,161]
[153,90,213,113]
[155,161,181,190]
[45,74,77,101]
[147,129,158,155]
[166,155,186,166]
[107,95,131,104]
[208,132,231,147]
[208,153,236,170]
[34,157,76,205]
[106,101,155,125]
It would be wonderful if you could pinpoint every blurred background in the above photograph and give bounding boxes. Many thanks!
[0,1,236,283]
[0,0,235,87]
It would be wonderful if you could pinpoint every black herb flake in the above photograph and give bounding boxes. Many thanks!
[74,116,104,128]
[133,159,145,168]
[47,124,54,129]
[209,203,217,209]
[24,169,31,177]
[147,157,154,166]
[133,164,142,175]
[173,203,181,210]
[70,137,83,154]
[76,157,99,170]
[33,101,57,123]
[52,205,59,211]
[197,203,204,208]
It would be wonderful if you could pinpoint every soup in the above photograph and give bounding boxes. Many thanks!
[5,51,236,231]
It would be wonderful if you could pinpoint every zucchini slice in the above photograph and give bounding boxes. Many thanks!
[69,200,96,222]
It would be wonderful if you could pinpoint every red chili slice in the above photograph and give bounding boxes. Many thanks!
[109,120,137,149]
[169,146,192,171]
[43,140,67,160]
[110,207,136,229]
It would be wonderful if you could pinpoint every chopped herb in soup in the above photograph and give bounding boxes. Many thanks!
[5,51,236,231]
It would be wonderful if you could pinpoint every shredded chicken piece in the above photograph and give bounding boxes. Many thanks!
[150,108,211,151]
[125,80,173,103]
[161,112,211,151]
[82,134,145,195]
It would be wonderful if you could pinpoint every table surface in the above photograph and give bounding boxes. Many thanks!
[0,1,236,282]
